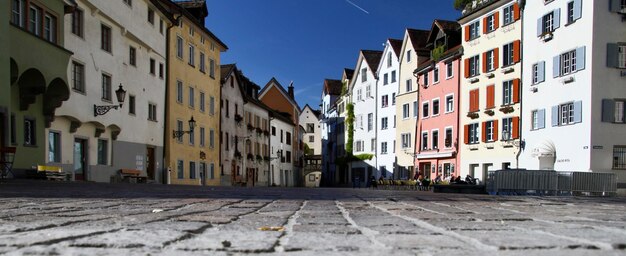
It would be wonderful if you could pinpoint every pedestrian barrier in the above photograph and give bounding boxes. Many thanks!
[487,169,617,196]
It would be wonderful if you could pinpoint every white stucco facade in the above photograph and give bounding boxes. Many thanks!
[220,65,246,186]
[376,39,401,178]
[300,105,321,155]
[269,115,296,187]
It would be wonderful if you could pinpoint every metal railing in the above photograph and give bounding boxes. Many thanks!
[487,169,617,196]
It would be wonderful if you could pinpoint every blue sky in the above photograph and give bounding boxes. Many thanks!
[205,0,460,109]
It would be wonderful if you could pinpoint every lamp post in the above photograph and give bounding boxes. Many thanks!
[172,116,196,139]
[94,84,126,117]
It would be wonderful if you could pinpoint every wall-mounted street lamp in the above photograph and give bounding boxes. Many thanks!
[173,116,196,139]
[271,149,283,161]
[94,84,126,117]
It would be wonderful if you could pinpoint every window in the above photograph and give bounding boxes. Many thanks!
[421,102,429,118]
[421,132,429,150]
[43,14,57,43]
[502,118,513,140]
[356,89,362,101]
[381,142,388,154]
[532,62,545,84]
[433,67,439,83]
[367,113,373,131]
[210,59,216,78]
[225,132,229,151]
[555,47,585,76]
[486,14,495,33]
[307,123,314,133]
[160,19,164,34]
[177,160,184,179]
[97,139,108,165]
[29,5,41,36]
[361,68,367,82]
[102,74,112,101]
[391,71,397,83]
[423,72,429,86]
[406,50,412,62]
[210,129,215,149]
[485,121,495,142]
[286,132,292,145]
[176,36,183,58]
[176,81,183,103]
[225,100,229,117]
[71,8,83,37]
[503,80,513,105]
[469,21,480,40]
[199,92,205,112]
[199,52,206,73]
[503,42,519,67]
[618,45,626,68]
[559,102,575,125]
[445,95,454,113]
[129,47,137,66]
[531,109,546,130]
[71,62,85,92]
[486,50,495,72]
[24,118,36,146]
[445,128,453,148]
[560,49,576,76]
[469,89,480,112]
[189,162,196,179]
[392,93,396,105]
[150,58,155,75]
[381,117,388,130]
[188,45,195,66]
[468,55,480,77]
[355,140,364,152]
[11,0,24,27]
[148,103,157,121]
[567,0,582,24]
[10,114,16,145]
[286,151,292,163]
[189,122,195,145]
[383,73,388,85]
[199,127,205,147]
[406,79,412,92]
[176,120,183,143]
[401,133,411,149]
[541,11,555,35]
[48,131,60,162]
[272,126,276,136]
[616,101,625,123]
[309,135,315,143]
[159,63,164,79]
[432,99,440,116]
[402,104,410,119]
[387,52,392,67]
[189,86,195,108]
[148,8,154,25]
[613,146,626,169]
[432,130,439,149]
[468,123,479,144]
[414,101,419,118]
[209,96,215,115]
[382,95,388,108]
[101,24,111,52]
[503,5,515,25]
[129,95,136,115]
[209,163,215,179]
[567,1,575,24]
[446,62,453,78]
[366,85,371,98]
[189,26,194,36]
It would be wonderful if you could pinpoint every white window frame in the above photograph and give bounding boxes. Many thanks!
[561,49,576,76]
[432,98,440,116]
[445,94,454,113]
[381,117,388,130]
[421,131,428,150]
[469,55,480,77]
[401,133,412,149]
[469,21,480,40]
[502,80,513,105]
[560,102,575,125]
[402,103,410,119]
[421,101,428,119]
[432,129,439,150]
[503,42,514,67]
[444,127,453,148]
[433,66,440,84]
[469,123,479,144]
[446,62,453,79]
[503,4,514,25]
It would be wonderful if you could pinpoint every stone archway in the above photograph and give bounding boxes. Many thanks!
[17,68,46,111]
[43,78,70,127]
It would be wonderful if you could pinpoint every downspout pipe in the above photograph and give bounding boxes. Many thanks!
[162,14,183,184]
[515,0,526,168]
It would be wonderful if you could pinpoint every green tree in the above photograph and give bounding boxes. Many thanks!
[346,103,354,155]
[454,0,472,10]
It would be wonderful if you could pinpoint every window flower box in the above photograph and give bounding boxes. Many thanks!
[234,150,242,159]
[499,105,514,114]
[235,114,243,124]
[484,109,495,116]
[247,123,255,131]
[466,112,479,119]
[247,153,254,161]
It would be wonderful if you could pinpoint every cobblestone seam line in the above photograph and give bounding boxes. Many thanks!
[367,201,498,252]
[335,200,389,249]
[274,200,307,253]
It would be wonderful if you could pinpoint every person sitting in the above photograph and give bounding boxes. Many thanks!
[422,176,431,191]
[434,174,442,184]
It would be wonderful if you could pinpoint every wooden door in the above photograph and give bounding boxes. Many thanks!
[146,147,155,180]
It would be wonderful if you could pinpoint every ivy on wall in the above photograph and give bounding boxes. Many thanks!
[346,103,354,155]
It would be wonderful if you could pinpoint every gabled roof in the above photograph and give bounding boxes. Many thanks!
[388,38,404,57]
[323,79,343,96]
[426,19,461,44]
[343,68,355,81]
[362,50,383,75]
[407,28,430,52]
[302,104,321,120]
[220,64,236,84]
[259,77,301,111]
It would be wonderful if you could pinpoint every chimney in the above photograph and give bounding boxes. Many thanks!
[288,81,294,99]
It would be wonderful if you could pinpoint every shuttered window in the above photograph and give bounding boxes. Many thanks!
[552,101,582,126]
[607,43,626,68]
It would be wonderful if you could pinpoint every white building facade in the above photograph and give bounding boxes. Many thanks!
[520,0,626,186]
[376,39,402,178]
[269,113,296,187]
[219,64,246,186]
[48,0,170,182]
[320,79,342,185]
[300,104,321,155]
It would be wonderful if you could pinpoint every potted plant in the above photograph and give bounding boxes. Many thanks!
[247,153,254,161]
[234,114,243,124]
[466,112,479,119]
[234,150,242,159]
[256,127,263,135]
[247,123,254,131]
[484,109,495,116]
[256,155,263,162]
[499,105,514,114]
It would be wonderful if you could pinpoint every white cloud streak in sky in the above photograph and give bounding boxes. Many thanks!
[345,0,370,14]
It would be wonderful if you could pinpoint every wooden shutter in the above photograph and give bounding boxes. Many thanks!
[553,9,561,29]
[553,55,561,78]
[493,120,499,141]
[464,58,470,78]
[607,43,620,68]
[475,89,480,112]
[465,25,470,41]
[494,48,500,69]
[486,85,495,108]
[576,46,586,71]
[602,99,616,122]
[512,117,519,139]
[610,0,622,12]
[494,12,500,29]
[513,40,521,63]
[551,105,559,126]
[512,79,520,103]
[481,122,487,142]
[482,52,488,73]
[483,17,488,34]
[469,91,475,112]
[464,125,469,144]
[538,109,546,129]
[537,17,543,37]
[573,0,582,21]
[513,3,520,21]
[573,101,583,123]
[537,61,545,83]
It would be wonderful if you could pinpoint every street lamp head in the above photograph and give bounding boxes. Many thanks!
[115,84,126,107]
[188,116,196,132]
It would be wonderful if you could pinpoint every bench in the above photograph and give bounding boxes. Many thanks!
[433,184,487,194]
[119,169,147,183]
[37,165,69,181]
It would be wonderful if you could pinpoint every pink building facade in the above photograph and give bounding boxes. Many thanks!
[414,20,462,180]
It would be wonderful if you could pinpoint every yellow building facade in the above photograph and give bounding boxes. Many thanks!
[162,2,227,186]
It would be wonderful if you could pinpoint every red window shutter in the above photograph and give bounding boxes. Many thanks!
[493,120,499,141]
[483,17,488,34]
[513,40,521,63]
[464,58,470,78]
[475,89,480,112]
[512,117,519,139]
[494,12,500,29]
[481,122,487,142]
[464,125,470,144]
[469,90,476,112]
[465,25,470,41]
[513,79,520,103]
[487,85,495,108]
[513,3,520,21]
[482,52,488,73]
[494,48,500,69]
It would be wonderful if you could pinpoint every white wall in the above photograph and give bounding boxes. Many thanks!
[351,57,377,179]
[269,117,295,186]
[300,105,321,155]
[220,71,245,183]
[376,41,400,178]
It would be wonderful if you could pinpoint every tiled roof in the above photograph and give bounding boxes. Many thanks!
[324,79,343,96]
[362,50,383,74]
[407,29,430,51]
[220,64,236,84]
[388,38,403,57]
[343,68,355,80]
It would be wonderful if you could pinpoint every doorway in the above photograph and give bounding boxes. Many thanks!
[420,163,431,178]
[146,147,155,180]
[73,138,87,181]
[200,162,206,186]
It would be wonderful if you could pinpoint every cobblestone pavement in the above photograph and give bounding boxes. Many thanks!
[0,180,625,255]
